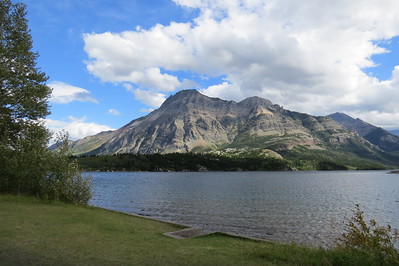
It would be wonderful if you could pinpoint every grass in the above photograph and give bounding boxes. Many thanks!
[0,195,393,265]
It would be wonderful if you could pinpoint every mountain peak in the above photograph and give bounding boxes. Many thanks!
[238,96,274,108]
[159,89,229,112]
[328,112,355,122]
[174,89,202,97]
[161,89,205,105]
[172,89,209,100]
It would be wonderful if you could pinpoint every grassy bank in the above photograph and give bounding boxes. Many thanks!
[0,195,388,265]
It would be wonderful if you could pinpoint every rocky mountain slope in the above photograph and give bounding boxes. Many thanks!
[328,112,399,152]
[70,90,397,167]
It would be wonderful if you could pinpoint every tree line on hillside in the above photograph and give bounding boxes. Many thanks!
[280,147,389,171]
[0,0,91,204]
[75,153,292,172]
[74,152,377,172]
[74,148,392,172]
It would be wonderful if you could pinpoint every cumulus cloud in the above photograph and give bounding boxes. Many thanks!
[49,81,98,104]
[46,116,114,141]
[83,0,399,128]
[200,81,243,101]
[130,89,167,108]
[127,67,182,92]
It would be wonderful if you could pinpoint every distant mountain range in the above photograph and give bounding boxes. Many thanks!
[70,90,399,168]
[328,112,399,152]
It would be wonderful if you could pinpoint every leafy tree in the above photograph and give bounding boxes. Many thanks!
[0,0,91,204]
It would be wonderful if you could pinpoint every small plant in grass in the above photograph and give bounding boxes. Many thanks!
[337,204,399,265]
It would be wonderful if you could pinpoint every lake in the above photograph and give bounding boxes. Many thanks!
[88,171,399,247]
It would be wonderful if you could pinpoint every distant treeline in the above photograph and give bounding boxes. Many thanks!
[73,150,392,172]
[74,153,292,172]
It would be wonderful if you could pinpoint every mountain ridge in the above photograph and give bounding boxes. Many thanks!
[69,90,399,168]
[328,112,399,152]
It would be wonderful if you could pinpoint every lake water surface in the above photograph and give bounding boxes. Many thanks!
[88,171,399,247]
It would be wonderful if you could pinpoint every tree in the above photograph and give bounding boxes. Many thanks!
[0,0,91,204]
[0,0,50,145]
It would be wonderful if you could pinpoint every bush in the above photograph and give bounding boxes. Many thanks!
[337,204,399,265]
[41,132,92,205]
[0,130,92,205]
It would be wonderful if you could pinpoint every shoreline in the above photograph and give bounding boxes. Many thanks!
[83,168,393,173]
[90,205,267,241]
[89,204,335,248]
[2,195,397,264]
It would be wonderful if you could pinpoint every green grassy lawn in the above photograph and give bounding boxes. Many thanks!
[0,195,381,265]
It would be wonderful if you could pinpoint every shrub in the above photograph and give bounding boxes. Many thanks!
[42,132,92,205]
[337,204,399,265]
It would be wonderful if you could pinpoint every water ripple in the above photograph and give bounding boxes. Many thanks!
[89,171,399,248]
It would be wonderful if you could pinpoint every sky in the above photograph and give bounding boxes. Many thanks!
[19,0,399,140]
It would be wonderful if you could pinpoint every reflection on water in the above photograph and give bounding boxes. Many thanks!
[89,171,399,247]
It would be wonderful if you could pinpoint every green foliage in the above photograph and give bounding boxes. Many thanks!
[76,152,291,172]
[0,121,49,195]
[0,1,91,204]
[76,144,392,172]
[0,0,51,145]
[317,161,348,170]
[0,0,50,194]
[337,204,399,265]
[281,146,388,170]
[0,130,92,204]
[41,132,92,204]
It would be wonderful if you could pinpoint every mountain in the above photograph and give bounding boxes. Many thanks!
[70,90,399,168]
[390,130,399,137]
[327,113,375,136]
[328,112,399,152]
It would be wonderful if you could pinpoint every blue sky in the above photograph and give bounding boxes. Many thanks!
[364,36,399,81]
[21,0,201,138]
[19,0,399,140]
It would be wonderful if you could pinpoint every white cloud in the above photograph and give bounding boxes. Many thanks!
[128,67,182,92]
[83,22,195,81]
[46,116,114,140]
[131,89,167,108]
[83,0,399,129]
[108,109,121,116]
[172,0,203,9]
[49,81,98,104]
[200,81,243,101]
